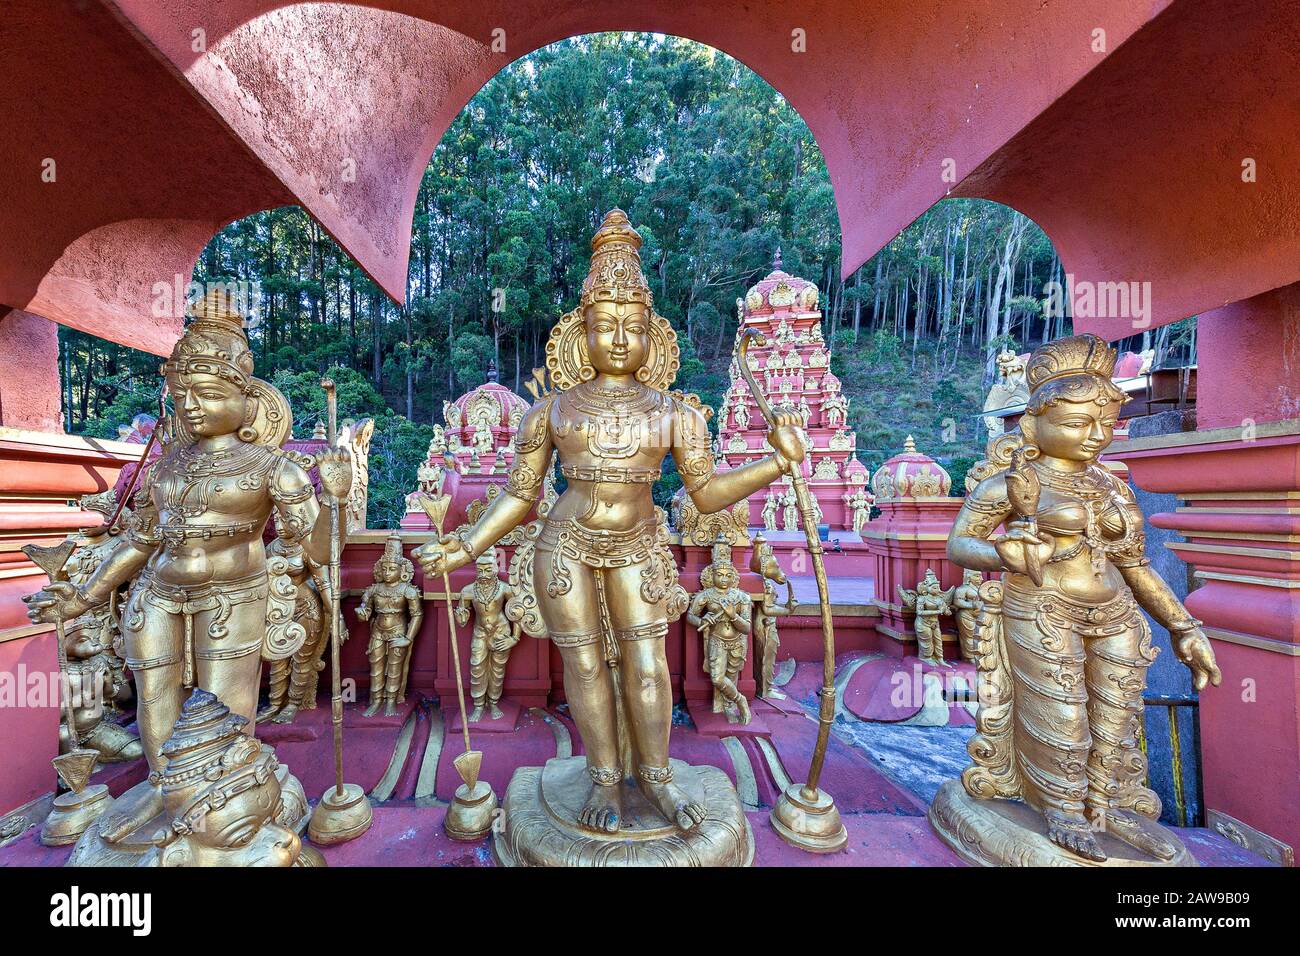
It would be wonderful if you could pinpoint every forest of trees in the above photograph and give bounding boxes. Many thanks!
[58,34,1196,526]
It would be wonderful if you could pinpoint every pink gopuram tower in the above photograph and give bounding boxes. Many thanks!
[718,251,871,535]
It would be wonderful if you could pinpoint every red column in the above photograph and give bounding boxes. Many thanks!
[1114,283,1300,862]
[0,310,63,432]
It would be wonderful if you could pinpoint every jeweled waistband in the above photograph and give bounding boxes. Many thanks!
[1002,583,1137,624]
[140,567,268,602]
[560,464,660,484]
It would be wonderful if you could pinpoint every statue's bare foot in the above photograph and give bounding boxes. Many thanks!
[469,705,484,723]
[1045,809,1106,862]
[383,701,398,717]
[488,702,504,721]
[1104,809,1180,861]
[639,777,707,832]
[271,704,298,725]
[255,704,279,724]
[99,784,164,843]
[735,696,751,724]
[577,783,622,833]
[362,699,382,717]
[766,688,788,700]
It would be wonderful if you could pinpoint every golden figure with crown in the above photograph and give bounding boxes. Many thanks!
[930,333,1221,866]
[416,210,804,865]
[24,290,351,865]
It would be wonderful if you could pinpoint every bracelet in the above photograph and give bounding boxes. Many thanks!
[454,531,480,561]
[1168,618,1203,633]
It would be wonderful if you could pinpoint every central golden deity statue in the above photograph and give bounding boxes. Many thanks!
[25,291,351,864]
[931,333,1221,866]
[418,210,803,863]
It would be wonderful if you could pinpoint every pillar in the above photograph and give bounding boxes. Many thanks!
[1114,282,1300,865]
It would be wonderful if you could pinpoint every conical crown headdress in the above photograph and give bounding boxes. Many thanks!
[162,288,256,391]
[580,209,652,309]
[1025,333,1117,392]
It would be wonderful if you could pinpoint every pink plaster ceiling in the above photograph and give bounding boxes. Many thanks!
[2,0,1297,353]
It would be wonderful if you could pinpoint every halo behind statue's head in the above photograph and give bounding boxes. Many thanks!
[545,209,680,392]
[162,289,291,448]
[1024,333,1128,413]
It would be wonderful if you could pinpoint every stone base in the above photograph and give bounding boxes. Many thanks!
[928,780,1196,867]
[493,756,754,867]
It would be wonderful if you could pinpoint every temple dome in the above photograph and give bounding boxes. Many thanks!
[744,249,820,316]
[447,378,530,432]
[870,436,952,499]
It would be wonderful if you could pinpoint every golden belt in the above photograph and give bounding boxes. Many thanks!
[1003,584,1140,638]
[560,464,660,484]
[159,519,262,544]
[537,516,659,569]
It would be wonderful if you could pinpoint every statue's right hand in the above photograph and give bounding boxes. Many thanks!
[23,582,92,624]
[415,534,471,577]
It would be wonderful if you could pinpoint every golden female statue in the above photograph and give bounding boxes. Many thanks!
[418,210,803,851]
[898,569,954,668]
[357,533,423,717]
[750,532,795,700]
[25,291,351,860]
[931,333,1221,866]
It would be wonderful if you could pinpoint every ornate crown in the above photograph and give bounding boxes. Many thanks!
[580,209,652,308]
[1025,333,1117,392]
[162,288,256,391]
[382,532,405,563]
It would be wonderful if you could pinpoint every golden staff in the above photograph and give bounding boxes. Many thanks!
[736,328,847,853]
[307,378,374,845]
[419,494,499,840]
[23,540,115,844]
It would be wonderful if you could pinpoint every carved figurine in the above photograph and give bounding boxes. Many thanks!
[750,533,796,699]
[898,569,955,667]
[932,333,1222,867]
[25,291,350,857]
[982,347,1030,439]
[733,402,750,430]
[846,488,872,534]
[951,568,983,662]
[256,536,334,725]
[357,533,423,717]
[60,491,141,762]
[454,549,521,721]
[761,490,779,532]
[417,210,803,862]
[782,485,799,531]
[144,688,311,867]
[687,537,753,724]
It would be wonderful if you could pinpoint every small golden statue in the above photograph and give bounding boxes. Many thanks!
[687,536,753,724]
[357,533,423,717]
[60,491,142,763]
[951,568,984,662]
[418,210,804,866]
[453,548,521,722]
[144,688,312,867]
[898,569,955,668]
[750,532,796,699]
[25,290,350,863]
[931,333,1222,867]
[256,536,332,725]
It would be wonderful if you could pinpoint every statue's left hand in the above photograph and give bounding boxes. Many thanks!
[317,450,353,500]
[1174,627,1222,691]
[766,408,806,469]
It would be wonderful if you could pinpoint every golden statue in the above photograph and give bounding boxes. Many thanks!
[418,210,804,866]
[951,568,984,662]
[931,333,1222,866]
[453,548,521,722]
[59,491,142,763]
[357,533,423,717]
[24,291,351,863]
[144,688,315,867]
[898,569,955,668]
[686,536,753,724]
[750,532,796,700]
[256,536,332,725]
